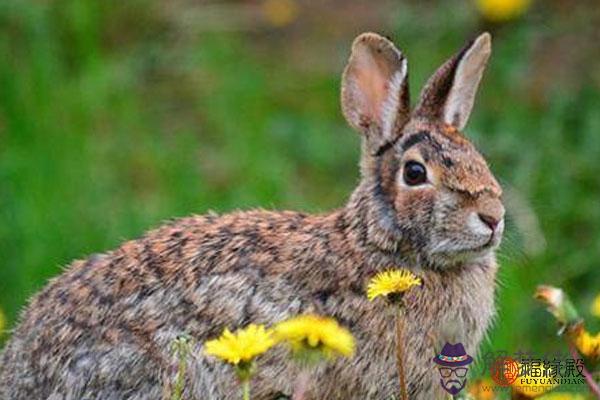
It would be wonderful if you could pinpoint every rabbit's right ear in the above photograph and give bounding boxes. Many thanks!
[341,33,410,152]
[414,33,491,130]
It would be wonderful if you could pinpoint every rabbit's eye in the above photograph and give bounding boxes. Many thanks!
[403,161,427,186]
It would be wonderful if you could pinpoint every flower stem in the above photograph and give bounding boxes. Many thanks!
[242,380,250,400]
[172,357,186,400]
[169,335,191,400]
[395,308,409,400]
[567,342,600,398]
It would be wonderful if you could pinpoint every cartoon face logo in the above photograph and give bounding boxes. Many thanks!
[432,342,473,395]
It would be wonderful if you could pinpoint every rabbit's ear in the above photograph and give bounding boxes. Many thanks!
[414,33,491,130]
[341,33,410,150]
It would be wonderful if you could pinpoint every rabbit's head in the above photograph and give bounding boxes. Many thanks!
[342,33,504,269]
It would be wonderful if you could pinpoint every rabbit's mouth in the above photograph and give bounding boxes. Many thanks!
[462,231,503,254]
[474,230,501,251]
[425,232,502,267]
[465,238,500,256]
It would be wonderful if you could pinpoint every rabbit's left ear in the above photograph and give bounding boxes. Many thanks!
[341,33,410,151]
[414,33,491,130]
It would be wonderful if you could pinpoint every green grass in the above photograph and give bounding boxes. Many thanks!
[1,2,599,387]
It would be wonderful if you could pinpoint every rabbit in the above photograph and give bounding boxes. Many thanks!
[0,32,504,400]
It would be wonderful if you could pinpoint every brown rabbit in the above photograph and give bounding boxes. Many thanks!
[0,32,504,400]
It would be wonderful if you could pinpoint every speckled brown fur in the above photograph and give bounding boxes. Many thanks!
[0,32,503,400]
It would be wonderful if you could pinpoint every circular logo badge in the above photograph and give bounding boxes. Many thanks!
[490,357,519,386]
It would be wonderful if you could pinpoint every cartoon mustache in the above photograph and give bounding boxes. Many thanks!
[443,379,463,388]
[440,378,467,396]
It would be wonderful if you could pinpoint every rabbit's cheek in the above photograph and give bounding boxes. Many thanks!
[394,188,436,238]
[394,186,436,221]
[425,191,495,258]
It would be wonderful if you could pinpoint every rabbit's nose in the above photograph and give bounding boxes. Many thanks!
[478,213,500,231]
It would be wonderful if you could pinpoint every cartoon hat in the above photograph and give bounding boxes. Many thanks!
[432,343,474,367]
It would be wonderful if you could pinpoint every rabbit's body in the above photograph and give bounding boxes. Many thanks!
[1,33,504,400]
[0,207,496,400]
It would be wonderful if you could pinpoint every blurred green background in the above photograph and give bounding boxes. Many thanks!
[0,0,599,382]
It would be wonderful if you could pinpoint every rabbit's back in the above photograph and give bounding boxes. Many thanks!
[0,210,361,399]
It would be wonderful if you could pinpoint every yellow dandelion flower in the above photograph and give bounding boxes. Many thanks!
[511,361,557,398]
[274,315,355,358]
[367,269,422,301]
[204,324,275,365]
[475,0,531,22]
[591,294,600,318]
[573,328,600,360]
[262,0,299,27]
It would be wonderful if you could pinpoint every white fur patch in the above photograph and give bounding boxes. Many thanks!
[380,58,407,140]
[467,211,493,236]
[443,33,491,130]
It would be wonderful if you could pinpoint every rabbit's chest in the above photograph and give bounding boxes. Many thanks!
[188,261,496,399]
[304,263,497,399]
